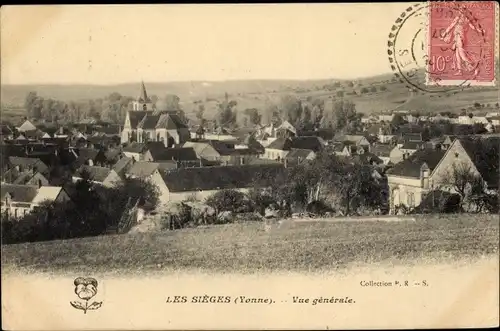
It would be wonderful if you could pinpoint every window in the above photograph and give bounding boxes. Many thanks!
[455,152,459,158]
[407,192,415,207]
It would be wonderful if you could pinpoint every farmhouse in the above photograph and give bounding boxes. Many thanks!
[159,164,285,203]
[1,184,71,219]
[263,136,325,161]
[430,137,500,194]
[386,149,446,213]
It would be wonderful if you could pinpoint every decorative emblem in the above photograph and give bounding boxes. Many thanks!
[70,277,103,314]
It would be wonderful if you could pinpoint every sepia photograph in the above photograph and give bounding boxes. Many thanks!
[1,2,499,330]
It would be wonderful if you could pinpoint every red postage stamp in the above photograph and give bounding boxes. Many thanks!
[427,1,498,86]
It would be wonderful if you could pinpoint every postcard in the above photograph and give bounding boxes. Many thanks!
[1,2,499,330]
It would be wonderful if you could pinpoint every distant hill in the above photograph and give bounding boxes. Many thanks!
[2,68,498,122]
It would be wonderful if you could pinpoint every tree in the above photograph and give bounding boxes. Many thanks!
[205,189,250,215]
[331,100,362,133]
[332,162,386,215]
[196,104,205,122]
[370,86,377,93]
[217,98,238,128]
[279,95,302,126]
[163,94,181,111]
[391,113,407,127]
[380,85,388,91]
[360,87,369,94]
[24,91,43,119]
[244,108,262,126]
[438,162,485,211]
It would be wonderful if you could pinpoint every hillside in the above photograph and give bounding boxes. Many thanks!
[2,70,498,123]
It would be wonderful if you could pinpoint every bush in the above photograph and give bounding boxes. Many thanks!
[1,177,161,245]
[205,189,251,214]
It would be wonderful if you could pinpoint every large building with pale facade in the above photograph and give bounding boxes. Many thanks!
[121,82,190,147]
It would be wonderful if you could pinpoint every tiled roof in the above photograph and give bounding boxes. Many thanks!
[104,148,123,161]
[123,142,147,154]
[0,184,39,202]
[76,165,112,182]
[76,148,100,161]
[12,171,40,185]
[8,156,44,168]
[157,114,188,130]
[286,148,315,159]
[266,137,293,150]
[126,161,159,177]
[148,147,198,161]
[401,141,422,150]
[128,111,153,129]
[113,156,134,175]
[370,144,393,157]
[387,149,446,178]
[31,186,64,204]
[160,164,285,192]
[138,115,161,130]
[457,137,500,188]
[290,136,325,152]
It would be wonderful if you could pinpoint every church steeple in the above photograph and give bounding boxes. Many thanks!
[138,81,151,103]
[131,81,154,111]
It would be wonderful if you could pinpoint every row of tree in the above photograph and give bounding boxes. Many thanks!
[24,92,189,124]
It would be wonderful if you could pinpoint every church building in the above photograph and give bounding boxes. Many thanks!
[121,82,190,147]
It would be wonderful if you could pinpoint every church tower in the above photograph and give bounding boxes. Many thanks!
[131,81,154,111]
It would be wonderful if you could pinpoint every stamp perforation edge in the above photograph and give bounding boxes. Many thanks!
[425,1,499,87]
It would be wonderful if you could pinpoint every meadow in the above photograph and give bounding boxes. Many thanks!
[2,214,498,275]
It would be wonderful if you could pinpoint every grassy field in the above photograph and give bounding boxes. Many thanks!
[2,214,498,275]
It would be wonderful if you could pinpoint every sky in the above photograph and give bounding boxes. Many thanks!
[1,4,413,85]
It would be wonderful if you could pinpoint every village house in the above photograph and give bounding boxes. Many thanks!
[370,144,393,165]
[143,146,200,166]
[378,114,394,122]
[386,149,446,213]
[487,115,500,126]
[122,142,148,161]
[159,164,285,203]
[0,125,14,140]
[1,184,71,219]
[72,165,123,188]
[284,148,316,166]
[335,134,371,147]
[16,119,37,133]
[1,167,49,187]
[389,142,425,164]
[112,156,135,178]
[124,162,171,204]
[74,148,108,167]
[6,156,50,176]
[263,136,325,161]
[429,137,500,195]
[276,120,298,138]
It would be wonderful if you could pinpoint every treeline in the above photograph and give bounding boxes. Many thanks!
[23,92,190,125]
[24,91,134,124]
[1,175,159,245]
